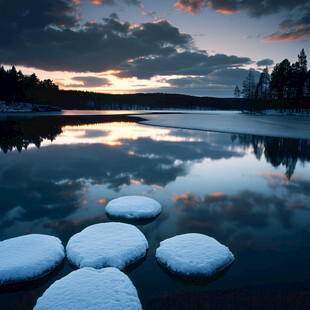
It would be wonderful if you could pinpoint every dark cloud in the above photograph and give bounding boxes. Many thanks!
[257,59,274,66]
[175,0,309,17]
[263,8,310,42]
[0,0,252,92]
[0,6,193,73]
[263,26,310,42]
[70,76,111,87]
[118,52,251,79]
[175,0,310,42]
[165,68,259,96]
[0,0,79,30]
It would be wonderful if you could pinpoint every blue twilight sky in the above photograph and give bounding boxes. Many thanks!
[0,0,309,97]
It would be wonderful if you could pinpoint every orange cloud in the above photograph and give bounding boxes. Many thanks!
[173,193,200,206]
[256,172,290,184]
[202,192,227,202]
[263,27,310,42]
[208,192,226,198]
[215,8,237,15]
[175,0,237,15]
[97,199,108,204]
[174,0,207,14]
[129,24,142,29]
[130,179,144,184]
[91,0,108,5]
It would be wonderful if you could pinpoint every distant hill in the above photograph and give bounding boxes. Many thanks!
[59,90,256,111]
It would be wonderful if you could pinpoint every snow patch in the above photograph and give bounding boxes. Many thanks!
[156,233,234,277]
[34,267,142,310]
[140,111,310,139]
[106,196,161,219]
[0,234,65,284]
[0,102,61,113]
[66,222,148,269]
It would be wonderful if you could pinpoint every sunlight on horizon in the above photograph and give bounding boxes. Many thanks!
[37,122,204,148]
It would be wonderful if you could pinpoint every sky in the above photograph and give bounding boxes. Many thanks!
[0,0,309,97]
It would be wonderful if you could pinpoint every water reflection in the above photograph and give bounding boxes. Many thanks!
[0,114,144,153]
[232,134,310,179]
[0,115,310,309]
[1,115,309,181]
[173,187,310,252]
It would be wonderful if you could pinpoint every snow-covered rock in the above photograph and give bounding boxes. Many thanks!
[156,233,234,277]
[0,102,61,112]
[0,234,65,284]
[66,222,148,270]
[106,196,161,219]
[34,267,142,310]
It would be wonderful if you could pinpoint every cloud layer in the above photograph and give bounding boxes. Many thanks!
[174,0,310,42]
[0,1,257,95]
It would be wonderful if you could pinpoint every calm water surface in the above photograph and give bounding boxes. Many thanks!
[0,112,310,309]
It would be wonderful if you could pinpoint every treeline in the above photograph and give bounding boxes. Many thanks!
[0,65,250,110]
[0,66,60,105]
[235,49,310,109]
[2,49,310,111]
[59,90,249,110]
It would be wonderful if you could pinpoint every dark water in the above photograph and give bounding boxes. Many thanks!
[0,113,310,309]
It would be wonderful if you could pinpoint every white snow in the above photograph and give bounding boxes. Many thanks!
[34,267,142,310]
[106,196,161,219]
[156,233,234,277]
[140,111,310,139]
[66,222,148,269]
[0,102,60,112]
[0,234,65,284]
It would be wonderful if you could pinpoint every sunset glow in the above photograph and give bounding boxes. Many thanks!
[0,0,308,97]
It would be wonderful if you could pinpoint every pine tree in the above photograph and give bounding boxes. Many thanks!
[270,59,292,100]
[242,70,256,99]
[256,67,270,100]
[293,48,308,99]
[234,85,241,98]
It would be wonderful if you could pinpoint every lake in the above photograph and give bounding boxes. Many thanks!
[0,111,310,309]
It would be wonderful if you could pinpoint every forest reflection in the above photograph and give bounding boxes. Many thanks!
[0,115,309,179]
[232,134,310,178]
[0,114,143,152]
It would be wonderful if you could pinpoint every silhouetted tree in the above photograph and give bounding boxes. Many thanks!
[0,66,60,106]
[234,85,241,98]
[256,67,270,100]
[242,70,256,99]
[291,48,308,100]
[269,59,293,100]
